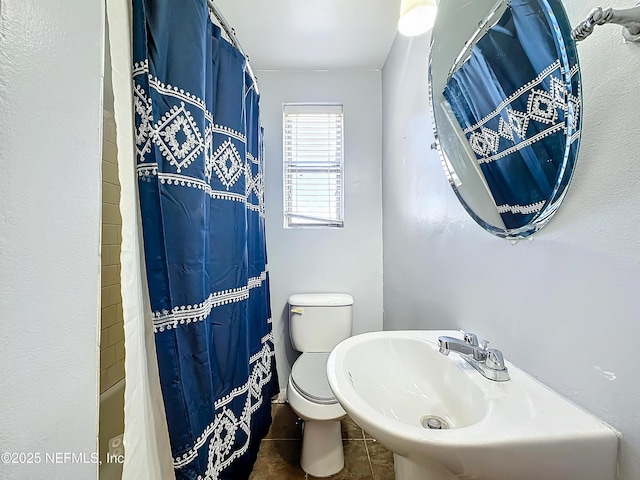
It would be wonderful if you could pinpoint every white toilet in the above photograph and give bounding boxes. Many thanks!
[287,293,354,477]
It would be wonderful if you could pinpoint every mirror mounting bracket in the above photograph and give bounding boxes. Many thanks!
[571,2,640,42]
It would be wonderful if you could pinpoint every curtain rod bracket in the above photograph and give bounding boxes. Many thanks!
[571,2,640,42]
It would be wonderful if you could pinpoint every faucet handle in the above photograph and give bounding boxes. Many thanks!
[463,332,479,346]
[486,348,506,370]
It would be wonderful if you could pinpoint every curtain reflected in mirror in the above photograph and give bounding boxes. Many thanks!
[429,0,580,239]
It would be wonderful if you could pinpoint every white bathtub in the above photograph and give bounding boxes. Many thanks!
[99,379,125,480]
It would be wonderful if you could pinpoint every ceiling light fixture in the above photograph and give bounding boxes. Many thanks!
[398,0,438,36]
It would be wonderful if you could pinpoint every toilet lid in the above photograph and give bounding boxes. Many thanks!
[291,353,338,405]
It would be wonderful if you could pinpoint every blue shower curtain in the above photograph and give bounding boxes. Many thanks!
[131,1,278,478]
[443,0,580,229]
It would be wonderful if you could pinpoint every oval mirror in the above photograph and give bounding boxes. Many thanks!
[429,0,581,239]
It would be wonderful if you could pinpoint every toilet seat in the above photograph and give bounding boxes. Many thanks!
[291,353,338,405]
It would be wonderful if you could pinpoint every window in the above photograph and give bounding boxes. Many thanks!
[283,104,344,228]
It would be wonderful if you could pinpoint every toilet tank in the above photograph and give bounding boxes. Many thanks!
[289,293,354,353]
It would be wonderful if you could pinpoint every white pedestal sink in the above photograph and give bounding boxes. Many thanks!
[326,330,618,480]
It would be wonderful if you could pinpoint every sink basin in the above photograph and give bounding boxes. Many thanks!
[326,330,618,480]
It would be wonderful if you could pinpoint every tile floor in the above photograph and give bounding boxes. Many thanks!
[249,403,395,480]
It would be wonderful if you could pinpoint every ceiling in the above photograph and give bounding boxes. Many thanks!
[213,0,402,71]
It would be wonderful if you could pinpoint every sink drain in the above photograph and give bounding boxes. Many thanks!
[421,415,450,430]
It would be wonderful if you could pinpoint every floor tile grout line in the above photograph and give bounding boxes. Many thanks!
[361,427,377,480]
[263,437,369,441]
[262,438,302,441]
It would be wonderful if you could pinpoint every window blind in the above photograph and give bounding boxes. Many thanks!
[283,104,344,228]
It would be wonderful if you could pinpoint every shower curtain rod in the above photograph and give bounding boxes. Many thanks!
[207,0,260,94]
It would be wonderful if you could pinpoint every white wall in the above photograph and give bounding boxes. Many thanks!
[381,2,640,478]
[258,70,384,393]
[0,1,103,478]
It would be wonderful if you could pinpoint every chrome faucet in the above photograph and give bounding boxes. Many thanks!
[438,332,510,382]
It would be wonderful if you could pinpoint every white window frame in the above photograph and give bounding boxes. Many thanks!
[283,104,344,228]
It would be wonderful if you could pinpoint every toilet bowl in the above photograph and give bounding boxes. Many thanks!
[288,353,346,477]
[286,293,354,477]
